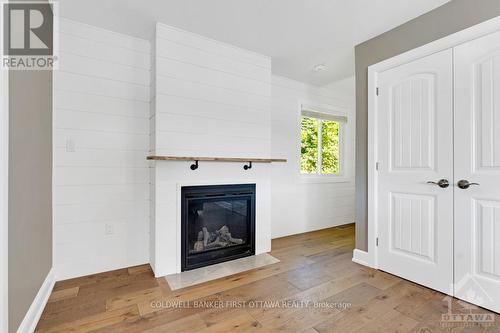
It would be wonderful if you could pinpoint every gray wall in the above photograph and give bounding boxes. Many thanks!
[8,69,53,331]
[355,0,500,250]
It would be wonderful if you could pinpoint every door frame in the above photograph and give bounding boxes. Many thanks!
[0,67,8,333]
[357,15,500,269]
[0,2,8,329]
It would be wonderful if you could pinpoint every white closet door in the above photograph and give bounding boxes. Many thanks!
[377,49,454,294]
[454,30,500,313]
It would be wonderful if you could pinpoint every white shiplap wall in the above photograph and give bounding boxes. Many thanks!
[53,19,151,280]
[153,23,271,157]
[150,23,273,276]
[51,19,355,279]
[271,75,356,238]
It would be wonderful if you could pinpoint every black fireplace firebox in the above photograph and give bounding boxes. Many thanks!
[181,184,256,271]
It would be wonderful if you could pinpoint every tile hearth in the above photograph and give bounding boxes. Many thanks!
[165,253,279,290]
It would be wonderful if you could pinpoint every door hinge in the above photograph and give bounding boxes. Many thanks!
[375,162,380,171]
[376,87,379,96]
[376,237,379,247]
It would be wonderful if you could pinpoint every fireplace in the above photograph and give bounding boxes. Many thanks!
[181,184,256,271]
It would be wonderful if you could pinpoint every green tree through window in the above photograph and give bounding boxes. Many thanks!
[300,117,318,173]
[300,116,340,175]
[321,120,340,174]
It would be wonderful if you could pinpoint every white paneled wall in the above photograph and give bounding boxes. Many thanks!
[53,19,151,280]
[271,75,356,238]
[153,23,271,157]
[150,23,272,276]
[51,19,356,279]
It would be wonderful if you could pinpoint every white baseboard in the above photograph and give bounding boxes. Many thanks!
[352,249,372,268]
[16,268,55,333]
[55,259,149,282]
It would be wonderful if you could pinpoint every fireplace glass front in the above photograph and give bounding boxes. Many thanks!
[181,184,255,271]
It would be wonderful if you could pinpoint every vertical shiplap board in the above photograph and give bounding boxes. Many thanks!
[151,23,272,276]
[270,75,356,238]
[53,18,151,280]
[149,32,157,272]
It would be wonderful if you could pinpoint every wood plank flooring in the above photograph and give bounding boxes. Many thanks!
[36,224,500,332]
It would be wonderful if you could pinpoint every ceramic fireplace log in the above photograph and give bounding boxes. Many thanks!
[193,225,244,252]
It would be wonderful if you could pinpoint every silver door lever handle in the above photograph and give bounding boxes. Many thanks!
[427,179,450,188]
[457,180,480,189]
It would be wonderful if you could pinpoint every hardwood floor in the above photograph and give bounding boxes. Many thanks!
[36,224,499,332]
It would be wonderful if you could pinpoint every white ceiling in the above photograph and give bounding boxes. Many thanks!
[59,0,450,86]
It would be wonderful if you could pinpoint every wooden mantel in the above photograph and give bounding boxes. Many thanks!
[147,156,287,163]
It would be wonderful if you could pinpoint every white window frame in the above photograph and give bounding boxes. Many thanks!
[299,103,348,183]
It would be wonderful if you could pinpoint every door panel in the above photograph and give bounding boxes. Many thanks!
[390,193,435,262]
[474,200,500,280]
[476,55,500,169]
[391,74,435,170]
[377,49,454,295]
[455,30,500,313]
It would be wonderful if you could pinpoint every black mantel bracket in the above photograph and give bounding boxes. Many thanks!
[190,160,199,170]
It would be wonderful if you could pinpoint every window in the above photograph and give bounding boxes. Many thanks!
[300,108,346,175]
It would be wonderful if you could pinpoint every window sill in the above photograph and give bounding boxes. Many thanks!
[298,175,352,184]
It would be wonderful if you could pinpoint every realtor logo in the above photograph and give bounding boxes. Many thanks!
[1,1,58,69]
